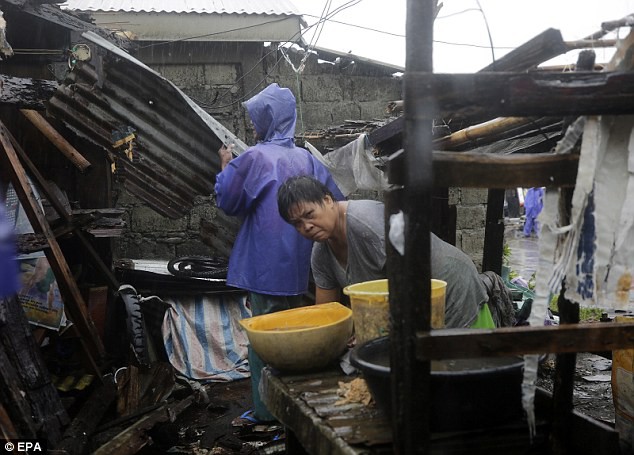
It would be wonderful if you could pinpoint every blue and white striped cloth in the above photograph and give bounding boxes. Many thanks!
[162,293,251,382]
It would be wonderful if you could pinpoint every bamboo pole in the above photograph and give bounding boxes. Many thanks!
[20,109,91,172]
[434,116,535,149]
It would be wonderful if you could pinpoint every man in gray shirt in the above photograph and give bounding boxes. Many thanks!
[277,176,490,328]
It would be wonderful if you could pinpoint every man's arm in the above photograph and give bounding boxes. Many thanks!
[315,286,341,304]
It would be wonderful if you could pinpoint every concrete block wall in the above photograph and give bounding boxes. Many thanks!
[267,53,403,132]
[448,188,488,271]
[112,190,232,260]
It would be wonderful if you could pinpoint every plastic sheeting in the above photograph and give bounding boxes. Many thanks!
[162,293,252,382]
[305,134,390,197]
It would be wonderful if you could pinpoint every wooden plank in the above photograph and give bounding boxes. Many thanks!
[0,121,105,364]
[20,109,92,172]
[388,151,578,188]
[407,71,634,118]
[416,322,634,360]
[368,116,403,146]
[433,151,578,188]
[116,365,140,418]
[480,28,567,72]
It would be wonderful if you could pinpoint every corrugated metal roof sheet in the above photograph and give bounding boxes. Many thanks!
[60,0,300,15]
[48,31,247,222]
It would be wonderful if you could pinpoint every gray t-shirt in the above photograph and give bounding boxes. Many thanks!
[311,200,487,328]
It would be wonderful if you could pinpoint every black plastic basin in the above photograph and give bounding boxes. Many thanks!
[350,336,526,432]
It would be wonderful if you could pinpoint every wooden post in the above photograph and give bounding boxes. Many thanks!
[551,50,594,455]
[386,1,436,453]
[482,189,505,275]
[20,109,92,172]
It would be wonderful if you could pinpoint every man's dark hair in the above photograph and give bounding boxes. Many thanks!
[277,175,335,223]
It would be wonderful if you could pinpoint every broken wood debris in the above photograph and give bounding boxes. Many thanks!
[92,395,195,455]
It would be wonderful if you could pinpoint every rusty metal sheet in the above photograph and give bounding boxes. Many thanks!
[47,31,246,219]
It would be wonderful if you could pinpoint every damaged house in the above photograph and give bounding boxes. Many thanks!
[4,0,634,453]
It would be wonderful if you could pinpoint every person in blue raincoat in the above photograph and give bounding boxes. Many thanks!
[523,187,544,237]
[214,83,343,426]
[0,194,20,299]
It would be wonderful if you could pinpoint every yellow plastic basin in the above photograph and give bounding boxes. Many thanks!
[343,279,447,344]
[239,302,353,372]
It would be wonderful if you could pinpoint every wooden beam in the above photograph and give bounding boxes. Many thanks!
[416,322,634,360]
[0,74,58,110]
[388,151,578,188]
[0,121,105,364]
[20,109,92,172]
[368,116,404,146]
[480,28,567,72]
[408,71,634,118]
[369,28,569,146]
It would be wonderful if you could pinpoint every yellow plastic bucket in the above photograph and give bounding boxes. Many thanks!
[343,279,447,345]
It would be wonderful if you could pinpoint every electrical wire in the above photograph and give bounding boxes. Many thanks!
[475,0,496,65]
[302,13,405,37]
[139,0,507,114]
[193,0,366,110]
[434,40,514,50]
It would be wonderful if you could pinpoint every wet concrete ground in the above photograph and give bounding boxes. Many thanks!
[504,217,539,282]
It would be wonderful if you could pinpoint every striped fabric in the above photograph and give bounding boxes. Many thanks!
[162,293,252,382]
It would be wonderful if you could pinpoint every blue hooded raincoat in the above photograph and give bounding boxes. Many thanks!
[215,83,343,295]
[0,201,19,298]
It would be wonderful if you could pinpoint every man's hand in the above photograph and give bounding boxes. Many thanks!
[218,143,234,170]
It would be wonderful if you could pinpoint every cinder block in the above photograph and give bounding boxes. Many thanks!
[456,205,486,230]
[130,206,188,233]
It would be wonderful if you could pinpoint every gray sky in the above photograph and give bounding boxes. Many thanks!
[295,0,634,72]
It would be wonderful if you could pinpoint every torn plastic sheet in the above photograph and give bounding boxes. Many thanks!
[305,134,390,197]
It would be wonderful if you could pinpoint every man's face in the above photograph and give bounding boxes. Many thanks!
[287,196,337,242]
